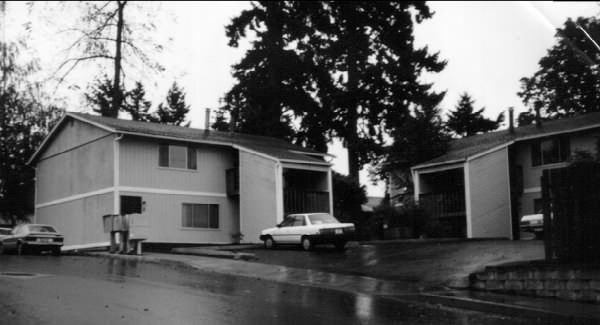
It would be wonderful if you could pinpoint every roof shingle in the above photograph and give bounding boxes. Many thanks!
[68,112,329,165]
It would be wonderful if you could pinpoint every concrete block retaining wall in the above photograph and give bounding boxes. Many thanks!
[470,263,600,304]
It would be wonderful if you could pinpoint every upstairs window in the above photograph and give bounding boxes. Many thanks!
[531,137,570,166]
[159,144,197,170]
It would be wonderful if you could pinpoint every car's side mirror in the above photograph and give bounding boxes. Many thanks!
[276,224,282,228]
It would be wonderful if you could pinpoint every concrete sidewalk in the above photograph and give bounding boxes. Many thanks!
[81,251,600,323]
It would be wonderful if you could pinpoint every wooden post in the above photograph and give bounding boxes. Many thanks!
[541,170,552,262]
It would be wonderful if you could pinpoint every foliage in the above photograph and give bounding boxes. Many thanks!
[519,17,600,119]
[446,92,504,137]
[124,81,154,122]
[47,1,165,116]
[373,197,427,238]
[85,75,120,118]
[217,1,317,143]
[155,82,190,126]
[374,96,450,188]
[0,42,63,224]
[332,171,366,224]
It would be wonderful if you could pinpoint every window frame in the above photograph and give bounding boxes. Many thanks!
[531,136,570,167]
[158,144,197,170]
[181,203,220,230]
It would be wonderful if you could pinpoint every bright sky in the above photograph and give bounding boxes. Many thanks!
[4,1,600,197]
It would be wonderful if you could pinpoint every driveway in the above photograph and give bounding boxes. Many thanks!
[246,239,544,289]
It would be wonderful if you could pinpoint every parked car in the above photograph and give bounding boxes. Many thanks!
[259,213,355,251]
[0,227,12,239]
[0,224,64,255]
[520,213,543,239]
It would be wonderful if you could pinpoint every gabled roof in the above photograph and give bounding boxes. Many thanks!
[29,112,332,166]
[413,111,600,170]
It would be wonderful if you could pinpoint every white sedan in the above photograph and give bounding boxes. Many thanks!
[259,213,355,251]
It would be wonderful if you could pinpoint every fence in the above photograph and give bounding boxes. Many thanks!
[542,162,600,262]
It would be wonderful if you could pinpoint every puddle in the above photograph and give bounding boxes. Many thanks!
[0,272,49,279]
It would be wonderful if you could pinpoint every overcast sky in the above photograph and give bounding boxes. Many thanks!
[5,1,600,196]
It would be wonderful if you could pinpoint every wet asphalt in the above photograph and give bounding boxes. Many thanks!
[0,254,552,325]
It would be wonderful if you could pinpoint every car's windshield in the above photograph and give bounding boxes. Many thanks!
[308,213,339,225]
[28,225,57,233]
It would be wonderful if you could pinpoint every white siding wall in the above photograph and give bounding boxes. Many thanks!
[239,151,279,243]
[120,191,237,244]
[36,127,113,204]
[468,148,512,238]
[36,193,113,246]
[512,132,599,216]
[119,138,234,192]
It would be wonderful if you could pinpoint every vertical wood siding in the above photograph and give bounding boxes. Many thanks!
[120,191,238,244]
[468,148,512,238]
[36,122,114,204]
[119,137,234,193]
[36,193,113,246]
[239,151,278,243]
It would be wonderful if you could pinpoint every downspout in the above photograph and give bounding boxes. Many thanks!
[113,134,124,214]
[33,166,37,223]
[275,161,284,223]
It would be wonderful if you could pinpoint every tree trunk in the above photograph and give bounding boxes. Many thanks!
[344,5,360,185]
[111,0,126,118]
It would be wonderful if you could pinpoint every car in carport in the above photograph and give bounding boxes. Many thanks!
[0,224,64,255]
[259,213,355,251]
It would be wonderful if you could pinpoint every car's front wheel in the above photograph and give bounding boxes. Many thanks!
[17,242,25,256]
[263,236,276,249]
[51,247,61,256]
[0,243,4,255]
[301,236,313,251]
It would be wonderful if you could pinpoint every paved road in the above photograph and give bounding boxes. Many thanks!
[0,254,546,325]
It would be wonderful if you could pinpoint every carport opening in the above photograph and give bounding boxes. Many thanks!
[418,168,466,237]
[283,169,329,215]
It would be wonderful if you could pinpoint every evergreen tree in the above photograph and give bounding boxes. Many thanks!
[155,82,190,126]
[124,81,153,122]
[219,1,320,144]
[446,92,504,137]
[220,1,447,185]
[519,17,600,118]
[306,1,446,183]
[375,93,450,186]
[85,76,119,117]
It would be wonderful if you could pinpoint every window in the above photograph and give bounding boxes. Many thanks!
[531,137,570,166]
[291,215,306,226]
[182,204,219,229]
[121,196,142,215]
[158,144,197,170]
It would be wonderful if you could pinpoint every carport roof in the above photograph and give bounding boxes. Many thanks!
[413,111,600,170]
[29,112,332,166]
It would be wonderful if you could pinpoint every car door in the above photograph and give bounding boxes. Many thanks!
[285,215,307,243]
[272,217,294,243]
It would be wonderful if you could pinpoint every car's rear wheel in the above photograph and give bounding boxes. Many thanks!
[334,241,347,251]
[264,237,276,249]
[301,236,313,251]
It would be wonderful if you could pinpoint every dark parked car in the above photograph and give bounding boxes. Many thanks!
[0,224,64,255]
